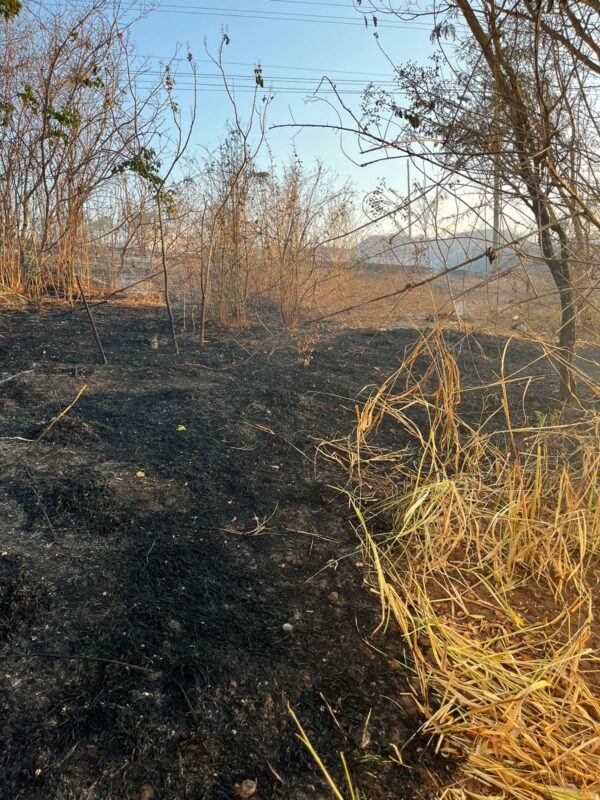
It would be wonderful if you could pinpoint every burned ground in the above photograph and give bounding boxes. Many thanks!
[0,306,597,800]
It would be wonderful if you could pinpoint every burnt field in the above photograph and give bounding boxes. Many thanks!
[0,305,598,800]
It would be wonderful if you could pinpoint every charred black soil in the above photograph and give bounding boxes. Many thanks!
[0,306,597,800]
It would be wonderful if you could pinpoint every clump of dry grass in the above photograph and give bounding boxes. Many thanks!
[324,330,600,800]
[0,289,30,311]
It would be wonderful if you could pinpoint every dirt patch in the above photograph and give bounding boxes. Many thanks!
[0,305,597,799]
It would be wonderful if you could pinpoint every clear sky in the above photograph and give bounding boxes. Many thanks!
[129,1,435,202]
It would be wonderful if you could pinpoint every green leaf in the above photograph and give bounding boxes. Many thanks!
[0,0,21,20]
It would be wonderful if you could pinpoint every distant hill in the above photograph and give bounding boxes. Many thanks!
[356,231,540,276]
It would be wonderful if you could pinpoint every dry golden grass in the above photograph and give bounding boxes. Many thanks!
[306,266,452,328]
[0,289,30,311]
[301,266,600,347]
[321,330,600,800]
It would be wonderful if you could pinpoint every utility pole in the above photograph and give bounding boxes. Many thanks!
[492,112,501,254]
[407,159,412,242]
[492,77,501,262]
[492,74,502,309]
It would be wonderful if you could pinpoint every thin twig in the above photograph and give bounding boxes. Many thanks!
[0,368,34,387]
[24,467,57,541]
[76,275,108,365]
[37,384,88,441]
[0,651,163,676]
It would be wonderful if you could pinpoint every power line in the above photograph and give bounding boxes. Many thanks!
[141,8,427,30]
[144,1,435,28]
[270,0,372,7]
[133,82,381,94]
[138,70,398,85]
[268,0,433,9]
[268,0,465,24]
[134,71,600,96]
[132,55,394,79]
[46,0,436,30]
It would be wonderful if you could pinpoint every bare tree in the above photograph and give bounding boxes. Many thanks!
[0,0,168,298]
[280,0,600,398]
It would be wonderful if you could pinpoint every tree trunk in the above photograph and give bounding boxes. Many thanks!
[548,258,577,402]
[538,215,577,402]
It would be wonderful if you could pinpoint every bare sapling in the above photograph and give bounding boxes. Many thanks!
[113,51,198,355]
[197,34,270,345]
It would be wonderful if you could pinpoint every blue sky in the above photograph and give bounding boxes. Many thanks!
[130,1,435,200]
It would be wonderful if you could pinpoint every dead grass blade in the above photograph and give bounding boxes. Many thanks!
[322,329,600,800]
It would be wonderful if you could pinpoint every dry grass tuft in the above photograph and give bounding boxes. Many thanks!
[0,290,30,311]
[323,331,600,800]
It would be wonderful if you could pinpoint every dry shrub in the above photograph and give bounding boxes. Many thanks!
[323,330,600,800]
[294,326,321,366]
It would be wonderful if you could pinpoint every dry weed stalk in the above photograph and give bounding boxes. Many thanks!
[325,330,600,800]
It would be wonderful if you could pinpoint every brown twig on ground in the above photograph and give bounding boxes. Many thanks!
[37,384,88,441]
[0,651,163,677]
